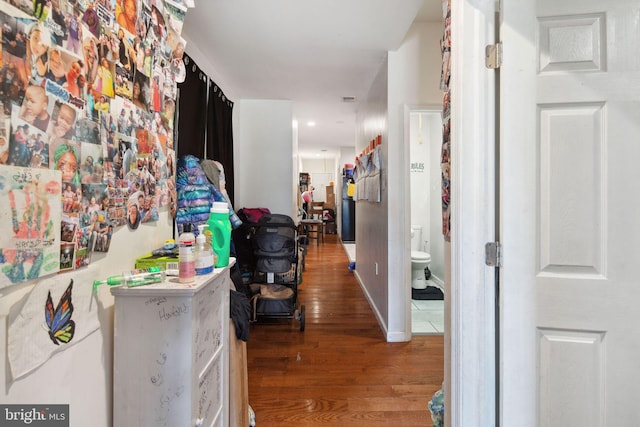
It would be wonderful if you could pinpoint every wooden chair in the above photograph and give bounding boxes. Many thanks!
[308,202,325,220]
[300,202,325,244]
[300,218,323,245]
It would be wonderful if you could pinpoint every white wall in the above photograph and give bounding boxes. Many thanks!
[339,147,356,175]
[233,99,295,218]
[299,158,338,204]
[387,21,444,340]
[353,20,442,341]
[0,214,173,426]
[354,57,389,329]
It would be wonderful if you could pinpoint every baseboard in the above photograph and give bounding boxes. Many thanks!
[352,270,392,341]
[430,274,445,292]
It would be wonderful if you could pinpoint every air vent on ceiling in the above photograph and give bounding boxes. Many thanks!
[342,96,357,102]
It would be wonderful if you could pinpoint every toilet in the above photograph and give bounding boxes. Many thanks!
[411,225,431,289]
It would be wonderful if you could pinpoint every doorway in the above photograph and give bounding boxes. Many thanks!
[408,109,445,335]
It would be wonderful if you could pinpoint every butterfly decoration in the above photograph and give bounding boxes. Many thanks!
[44,279,76,345]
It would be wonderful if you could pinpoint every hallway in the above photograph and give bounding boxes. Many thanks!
[247,234,444,426]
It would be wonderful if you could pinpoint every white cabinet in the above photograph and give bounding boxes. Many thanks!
[111,262,234,427]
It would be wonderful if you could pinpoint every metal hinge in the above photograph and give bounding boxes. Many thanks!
[485,43,502,69]
[485,242,502,267]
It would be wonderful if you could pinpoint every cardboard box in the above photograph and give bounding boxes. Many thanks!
[325,185,336,207]
[326,185,335,198]
[135,253,179,270]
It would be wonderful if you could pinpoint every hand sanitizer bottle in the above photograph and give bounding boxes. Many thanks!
[195,224,214,275]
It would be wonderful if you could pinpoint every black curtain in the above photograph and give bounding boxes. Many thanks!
[176,54,235,203]
[206,83,235,205]
[176,54,208,159]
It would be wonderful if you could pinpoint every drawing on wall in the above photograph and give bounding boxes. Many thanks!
[8,267,101,380]
[0,165,62,288]
[44,279,75,345]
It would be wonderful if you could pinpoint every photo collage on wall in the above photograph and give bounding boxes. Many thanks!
[440,0,451,241]
[0,0,191,286]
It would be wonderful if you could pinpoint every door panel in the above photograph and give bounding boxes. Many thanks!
[501,0,640,425]
[538,328,605,425]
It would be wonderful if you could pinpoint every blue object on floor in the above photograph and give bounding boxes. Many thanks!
[428,385,445,427]
[348,262,355,271]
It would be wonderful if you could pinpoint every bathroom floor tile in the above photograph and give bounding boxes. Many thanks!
[412,310,443,335]
[412,299,444,312]
[412,297,444,335]
[429,319,445,333]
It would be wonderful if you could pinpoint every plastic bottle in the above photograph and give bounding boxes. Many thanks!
[207,202,232,267]
[178,224,196,283]
[201,225,218,267]
[195,224,214,275]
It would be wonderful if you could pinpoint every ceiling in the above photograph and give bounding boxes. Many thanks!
[181,0,443,159]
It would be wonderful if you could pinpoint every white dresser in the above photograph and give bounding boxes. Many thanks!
[111,261,234,427]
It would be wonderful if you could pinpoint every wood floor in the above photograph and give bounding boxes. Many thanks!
[246,233,444,426]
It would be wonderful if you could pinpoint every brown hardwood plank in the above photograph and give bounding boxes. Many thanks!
[247,234,443,426]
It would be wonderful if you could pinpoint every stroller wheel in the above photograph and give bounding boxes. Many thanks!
[299,304,306,331]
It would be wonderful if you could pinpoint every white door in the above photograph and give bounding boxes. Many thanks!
[500,0,640,426]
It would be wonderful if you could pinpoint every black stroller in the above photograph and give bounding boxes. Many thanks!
[249,213,305,331]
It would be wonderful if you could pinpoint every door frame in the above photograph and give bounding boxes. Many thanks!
[403,104,445,338]
[448,0,498,425]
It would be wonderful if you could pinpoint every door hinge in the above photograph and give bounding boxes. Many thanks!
[485,43,502,69]
[485,242,502,267]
